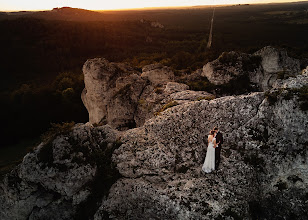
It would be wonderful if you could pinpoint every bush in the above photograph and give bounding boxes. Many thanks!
[242,55,262,72]
[41,122,75,143]
[155,100,179,115]
[186,77,215,92]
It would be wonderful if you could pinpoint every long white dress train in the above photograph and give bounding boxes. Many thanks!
[202,136,216,173]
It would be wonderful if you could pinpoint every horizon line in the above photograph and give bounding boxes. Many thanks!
[1,0,307,13]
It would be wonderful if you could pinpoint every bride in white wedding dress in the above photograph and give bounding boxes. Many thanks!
[202,130,217,173]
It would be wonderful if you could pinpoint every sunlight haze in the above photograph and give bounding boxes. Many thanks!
[0,0,306,11]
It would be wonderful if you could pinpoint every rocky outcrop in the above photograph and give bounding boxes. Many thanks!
[202,46,301,91]
[82,59,214,129]
[94,72,308,219]
[81,58,146,129]
[1,47,307,220]
[0,124,121,220]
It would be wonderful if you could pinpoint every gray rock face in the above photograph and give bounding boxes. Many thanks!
[141,63,175,85]
[0,124,120,220]
[202,46,301,91]
[82,58,146,129]
[94,73,308,219]
[1,47,307,220]
[254,46,300,74]
[82,59,214,129]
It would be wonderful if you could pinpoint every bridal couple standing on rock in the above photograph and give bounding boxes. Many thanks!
[202,127,223,173]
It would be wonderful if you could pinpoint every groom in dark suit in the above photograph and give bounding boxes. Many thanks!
[214,127,223,169]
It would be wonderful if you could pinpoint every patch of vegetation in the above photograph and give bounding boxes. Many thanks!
[277,70,292,79]
[218,52,239,66]
[41,122,75,143]
[274,180,288,191]
[187,79,215,92]
[216,74,257,95]
[155,100,179,116]
[264,89,282,105]
[38,122,75,166]
[195,96,215,101]
[242,55,262,72]
[154,87,164,94]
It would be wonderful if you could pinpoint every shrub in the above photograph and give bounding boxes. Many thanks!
[186,77,215,92]
[218,52,238,66]
[41,122,75,143]
[161,101,179,111]
[195,96,215,101]
[242,55,262,72]
[264,89,282,105]
[154,87,164,94]
[155,100,179,115]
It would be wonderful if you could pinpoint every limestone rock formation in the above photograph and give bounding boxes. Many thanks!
[82,59,214,129]
[0,124,120,220]
[81,58,146,129]
[1,47,307,220]
[94,72,308,219]
[141,63,175,85]
[202,46,301,91]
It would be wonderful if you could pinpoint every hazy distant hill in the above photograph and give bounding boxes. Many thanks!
[1,7,105,21]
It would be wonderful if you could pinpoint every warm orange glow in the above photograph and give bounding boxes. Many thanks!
[0,0,306,11]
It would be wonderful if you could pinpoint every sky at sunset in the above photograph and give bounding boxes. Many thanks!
[0,0,305,11]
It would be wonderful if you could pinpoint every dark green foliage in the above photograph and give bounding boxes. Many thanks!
[264,90,282,105]
[242,55,262,72]
[41,122,75,143]
[215,74,257,96]
[186,77,215,92]
[218,52,238,66]
[160,101,179,112]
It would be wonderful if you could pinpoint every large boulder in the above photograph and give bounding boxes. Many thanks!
[0,124,121,220]
[201,46,301,91]
[82,58,147,129]
[141,63,175,85]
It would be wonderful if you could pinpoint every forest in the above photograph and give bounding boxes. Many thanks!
[0,2,308,175]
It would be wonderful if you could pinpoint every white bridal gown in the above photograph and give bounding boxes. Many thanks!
[202,136,216,173]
